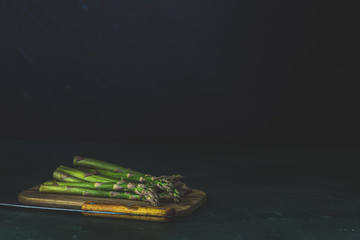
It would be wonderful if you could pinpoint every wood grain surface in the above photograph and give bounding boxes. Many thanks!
[18,186,207,217]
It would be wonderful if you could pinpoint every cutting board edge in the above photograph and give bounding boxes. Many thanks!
[18,185,207,217]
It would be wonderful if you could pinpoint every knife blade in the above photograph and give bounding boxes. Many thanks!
[0,201,175,222]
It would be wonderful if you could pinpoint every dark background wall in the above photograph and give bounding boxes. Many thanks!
[0,0,358,146]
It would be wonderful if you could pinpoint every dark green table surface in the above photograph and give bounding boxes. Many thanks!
[1,141,360,240]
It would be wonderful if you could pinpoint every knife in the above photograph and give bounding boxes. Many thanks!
[0,201,175,222]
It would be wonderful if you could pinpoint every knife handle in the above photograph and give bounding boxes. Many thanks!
[81,201,175,222]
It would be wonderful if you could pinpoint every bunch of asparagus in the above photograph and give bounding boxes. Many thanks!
[39,156,191,206]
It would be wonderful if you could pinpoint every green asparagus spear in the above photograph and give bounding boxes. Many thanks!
[39,185,148,202]
[73,156,180,202]
[53,171,85,182]
[83,168,155,182]
[43,180,123,190]
[73,156,138,173]
[43,181,159,206]
[84,168,180,203]
[73,156,183,182]
[56,166,119,183]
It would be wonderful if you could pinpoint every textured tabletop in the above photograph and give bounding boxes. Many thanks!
[1,141,360,240]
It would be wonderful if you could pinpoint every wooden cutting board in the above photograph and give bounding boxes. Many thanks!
[18,185,207,221]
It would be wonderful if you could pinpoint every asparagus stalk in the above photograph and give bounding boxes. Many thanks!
[74,157,183,183]
[84,168,180,203]
[53,171,85,182]
[83,168,156,182]
[73,156,182,202]
[56,165,119,183]
[43,181,159,206]
[39,185,148,202]
[73,156,138,174]
[73,156,180,200]
[43,181,124,190]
